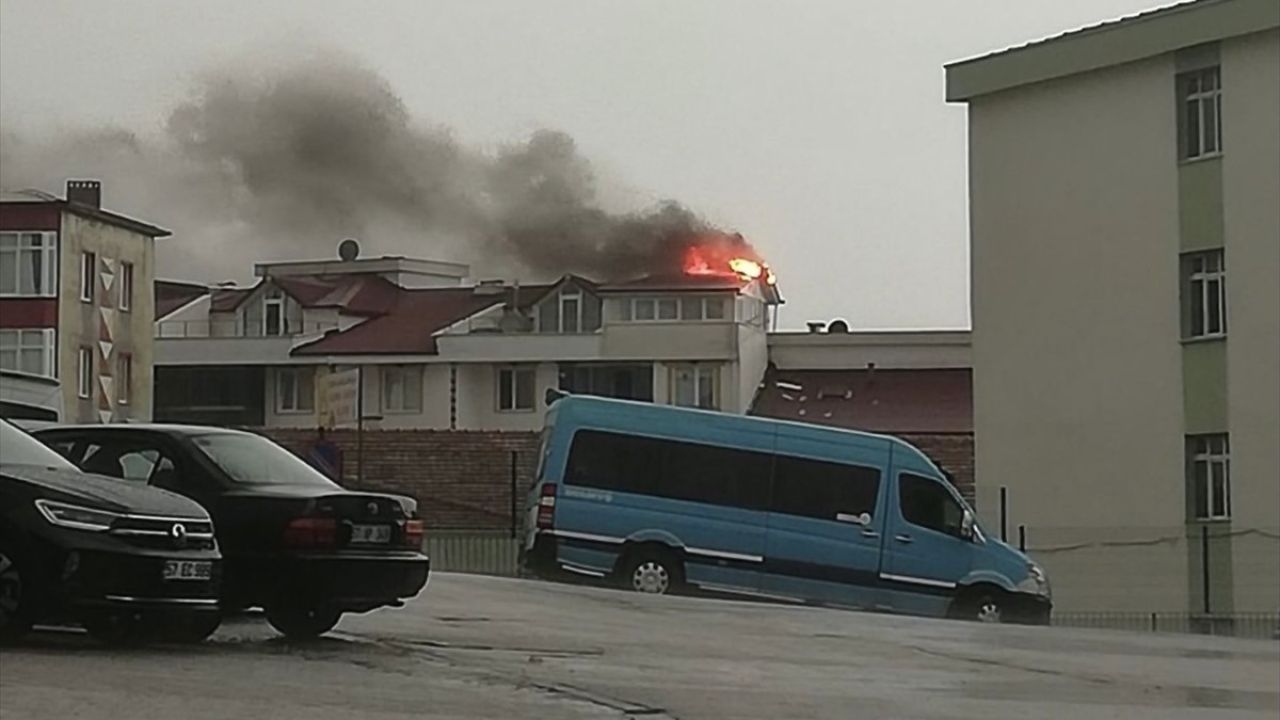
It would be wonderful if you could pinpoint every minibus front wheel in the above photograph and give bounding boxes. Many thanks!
[618,546,684,595]
[950,585,1008,624]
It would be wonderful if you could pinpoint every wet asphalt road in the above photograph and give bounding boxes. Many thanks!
[1,573,1277,719]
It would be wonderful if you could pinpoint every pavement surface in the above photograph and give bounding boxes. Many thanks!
[0,572,1277,719]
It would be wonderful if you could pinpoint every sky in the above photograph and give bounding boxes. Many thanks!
[0,0,1166,330]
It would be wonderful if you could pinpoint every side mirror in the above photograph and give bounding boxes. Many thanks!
[960,510,976,540]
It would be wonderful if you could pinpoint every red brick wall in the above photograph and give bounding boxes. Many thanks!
[260,428,541,531]
[899,433,975,504]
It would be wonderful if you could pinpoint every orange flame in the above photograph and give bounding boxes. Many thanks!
[683,244,776,286]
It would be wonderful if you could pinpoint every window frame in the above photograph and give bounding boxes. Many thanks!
[1188,434,1230,521]
[1180,67,1222,161]
[670,363,720,410]
[77,346,94,399]
[116,353,133,405]
[497,365,536,413]
[80,251,96,303]
[559,289,582,334]
[0,232,58,297]
[119,261,134,312]
[381,365,423,414]
[263,290,286,337]
[898,472,968,539]
[0,328,57,378]
[1182,249,1227,340]
[276,366,315,414]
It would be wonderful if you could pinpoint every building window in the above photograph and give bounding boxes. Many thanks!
[119,262,134,312]
[264,289,286,336]
[1188,434,1230,521]
[0,329,56,377]
[77,346,93,399]
[0,232,57,297]
[559,363,654,402]
[80,251,96,303]
[117,353,132,405]
[497,366,535,412]
[276,367,315,413]
[670,363,718,410]
[1180,67,1221,160]
[1182,249,1226,339]
[381,365,423,413]
[560,290,581,333]
[633,298,656,321]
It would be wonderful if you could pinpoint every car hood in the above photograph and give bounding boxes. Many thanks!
[0,463,209,519]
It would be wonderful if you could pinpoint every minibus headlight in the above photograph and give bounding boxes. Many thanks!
[1018,562,1051,597]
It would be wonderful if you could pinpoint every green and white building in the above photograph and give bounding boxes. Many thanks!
[947,0,1278,619]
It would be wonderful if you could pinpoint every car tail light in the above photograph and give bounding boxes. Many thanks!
[536,484,557,530]
[403,519,424,548]
[283,517,337,549]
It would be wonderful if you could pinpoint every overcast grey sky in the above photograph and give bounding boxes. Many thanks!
[0,0,1165,329]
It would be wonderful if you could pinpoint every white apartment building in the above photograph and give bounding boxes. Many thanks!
[947,0,1278,617]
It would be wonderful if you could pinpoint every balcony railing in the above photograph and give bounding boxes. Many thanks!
[156,319,339,339]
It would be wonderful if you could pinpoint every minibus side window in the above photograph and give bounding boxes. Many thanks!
[899,473,965,538]
[771,455,880,521]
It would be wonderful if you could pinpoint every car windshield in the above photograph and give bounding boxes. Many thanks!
[190,432,339,487]
[0,419,79,472]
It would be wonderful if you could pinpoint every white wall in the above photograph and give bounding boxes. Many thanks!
[454,361,557,431]
[735,323,770,413]
[1222,29,1280,613]
[767,331,972,370]
[967,54,1188,611]
[601,322,736,360]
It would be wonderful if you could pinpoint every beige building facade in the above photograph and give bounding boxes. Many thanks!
[948,0,1278,617]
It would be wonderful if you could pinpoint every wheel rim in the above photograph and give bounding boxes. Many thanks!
[0,552,21,627]
[631,561,670,594]
[976,600,1002,623]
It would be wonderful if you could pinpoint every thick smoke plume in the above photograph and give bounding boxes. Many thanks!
[0,53,756,283]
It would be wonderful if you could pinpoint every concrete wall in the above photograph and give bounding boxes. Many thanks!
[57,212,155,423]
[735,323,770,413]
[767,331,972,370]
[454,361,557,431]
[967,54,1189,612]
[601,322,736,360]
[1221,29,1280,613]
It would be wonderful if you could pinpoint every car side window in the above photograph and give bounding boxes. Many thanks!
[899,473,965,538]
[118,449,160,482]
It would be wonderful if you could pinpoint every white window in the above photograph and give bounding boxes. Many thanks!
[264,289,286,336]
[657,298,678,320]
[675,297,729,321]
[119,262,134,312]
[497,366,536,412]
[382,365,423,413]
[560,290,581,333]
[276,367,315,413]
[704,297,727,320]
[117,353,132,405]
[1184,250,1226,339]
[1189,434,1230,520]
[77,346,93,399]
[80,251,96,303]
[0,232,57,297]
[633,298,656,321]
[1181,67,1222,160]
[670,364,719,410]
[0,329,56,377]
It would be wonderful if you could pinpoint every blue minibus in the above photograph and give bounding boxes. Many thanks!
[522,393,1051,624]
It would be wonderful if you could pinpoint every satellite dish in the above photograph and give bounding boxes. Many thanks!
[827,319,850,334]
[338,238,361,262]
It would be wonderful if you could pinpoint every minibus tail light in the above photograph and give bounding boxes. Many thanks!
[536,484,557,529]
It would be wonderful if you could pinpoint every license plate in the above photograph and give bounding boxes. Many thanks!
[351,524,391,544]
[163,560,212,581]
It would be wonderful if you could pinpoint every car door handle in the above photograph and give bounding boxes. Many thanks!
[861,529,880,539]
[894,534,914,544]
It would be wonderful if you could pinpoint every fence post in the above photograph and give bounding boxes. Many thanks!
[999,486,1008,542]
[1151,612,1158,633]
[1201,524,1211,616]
[1018,524,1026,552]
[510,450,518,539]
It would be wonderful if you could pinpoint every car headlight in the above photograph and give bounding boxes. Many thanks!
[35,499,120,532]
[1017,562,1051,597]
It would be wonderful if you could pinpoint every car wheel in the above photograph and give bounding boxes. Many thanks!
[0,547,34,643]
[265,604,341,639]
[953,591,1005,624]
[621,549,682,595]
[162,612,222,643]
[81,611,149,646]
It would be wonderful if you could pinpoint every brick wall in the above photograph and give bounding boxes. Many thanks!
[899,433,976,504]
[261,428,541,531]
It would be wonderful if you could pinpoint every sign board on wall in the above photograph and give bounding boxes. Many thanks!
[323,367,360,429]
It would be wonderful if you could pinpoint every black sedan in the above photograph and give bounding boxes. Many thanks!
[0,419,221,643]
[35,424,430,639]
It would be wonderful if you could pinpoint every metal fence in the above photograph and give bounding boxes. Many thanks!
[1052,611,1280,639]
[424,531,523,577]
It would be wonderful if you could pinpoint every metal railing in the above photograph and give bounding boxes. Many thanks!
[155,319,339,339]
[1053,612,1280,639]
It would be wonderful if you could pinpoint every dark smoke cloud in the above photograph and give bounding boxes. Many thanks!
[1,52,748,282]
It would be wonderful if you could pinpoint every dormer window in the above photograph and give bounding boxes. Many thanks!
[264,288,286,336]
[537,285,601,333]
[560,290,581,333]
[619,296,728,322]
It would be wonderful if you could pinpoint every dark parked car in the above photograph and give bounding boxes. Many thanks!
[34,424,430,639]
[0,419,221,644]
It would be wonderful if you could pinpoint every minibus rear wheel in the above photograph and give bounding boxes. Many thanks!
[619,547,684,595]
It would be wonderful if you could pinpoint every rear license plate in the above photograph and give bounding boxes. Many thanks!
[351,524,392,544]
[163,560,212,581]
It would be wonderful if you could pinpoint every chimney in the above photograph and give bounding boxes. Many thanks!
[65,179,101,208]
[806,321,826,334]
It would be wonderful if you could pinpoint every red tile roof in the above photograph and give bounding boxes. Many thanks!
[750,368,973,434]
[154,280,208,319]
[292,287,505,355]
[210,287,252,312]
